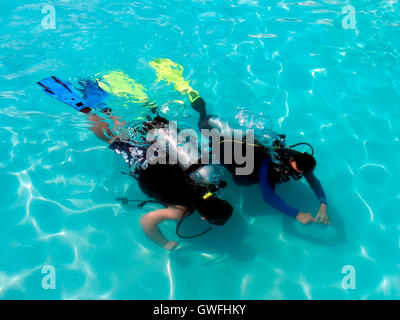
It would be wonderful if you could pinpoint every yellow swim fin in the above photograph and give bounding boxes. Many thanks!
[95,70,157,110]
[149,58,201,103]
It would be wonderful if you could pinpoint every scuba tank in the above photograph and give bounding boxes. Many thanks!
[206,116,235,136]
[176,168,231,239]
[188,164,224,187]
[145,121,201,171]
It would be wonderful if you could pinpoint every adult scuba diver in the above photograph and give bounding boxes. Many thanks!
[37,72,233,251]
[189,96,330,225]
[147,58,329,225]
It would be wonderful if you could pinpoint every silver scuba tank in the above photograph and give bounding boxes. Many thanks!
[188,164,224,187]
[206,115,235,136]
[145,123,200,171]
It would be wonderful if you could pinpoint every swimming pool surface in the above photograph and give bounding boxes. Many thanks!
[0,0,399,299]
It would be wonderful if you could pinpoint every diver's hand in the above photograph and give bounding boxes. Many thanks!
[164,241,179,251]
[296,212,315,224]
[315,204,330,225]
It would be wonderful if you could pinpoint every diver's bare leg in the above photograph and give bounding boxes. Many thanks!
[87,113,116,144]
[87,111,127,145]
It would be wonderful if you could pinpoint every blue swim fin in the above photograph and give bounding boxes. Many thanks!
[37,76,92,113]
[78,79,109,111]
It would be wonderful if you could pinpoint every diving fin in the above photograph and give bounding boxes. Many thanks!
[37,76,92,113]
[95,70,157,111]
[149,58,201,103]
[78,79,109,112]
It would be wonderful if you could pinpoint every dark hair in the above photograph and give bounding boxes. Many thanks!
[196,196,233,226]
[292,152,316,173]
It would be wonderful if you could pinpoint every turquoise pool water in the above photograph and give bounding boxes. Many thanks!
[1,0,399,299]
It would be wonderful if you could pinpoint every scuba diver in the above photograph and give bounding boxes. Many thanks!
[37,71,233,251]
[189,95,330,225]
[146,58,329,225]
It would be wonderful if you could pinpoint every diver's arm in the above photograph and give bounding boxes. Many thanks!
[315,203,329,224]
[304,172,330,224]
[140,205,187,250]
[304,171,327,205]
[259,160,315,224]
[259,160,299,217]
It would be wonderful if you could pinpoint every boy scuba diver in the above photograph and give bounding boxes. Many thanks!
[148,58,329,225]
[37,73,233,251]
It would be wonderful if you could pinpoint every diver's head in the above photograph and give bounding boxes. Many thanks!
[196,196,233,226]
[289,150,316,173]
